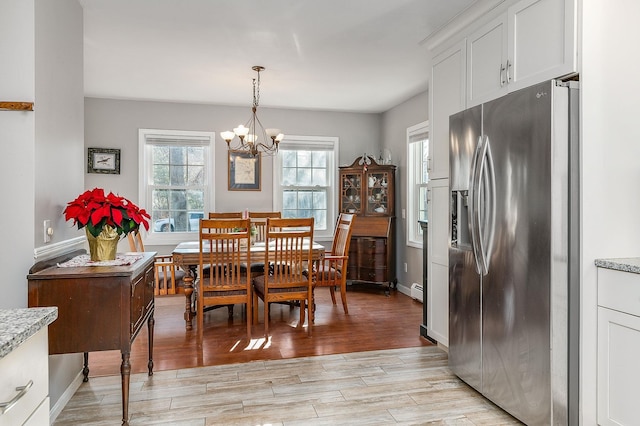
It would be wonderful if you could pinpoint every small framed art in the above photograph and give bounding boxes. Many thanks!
[228,150,261,191]
[88,148,121,174]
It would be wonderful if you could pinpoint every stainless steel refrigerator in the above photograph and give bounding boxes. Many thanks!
[448,79,580,425]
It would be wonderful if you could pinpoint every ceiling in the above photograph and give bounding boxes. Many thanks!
[79,0,475,113]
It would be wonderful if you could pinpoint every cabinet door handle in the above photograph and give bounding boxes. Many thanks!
[506,60,512,83]
[499,63,506,87]
[0,380,33,415]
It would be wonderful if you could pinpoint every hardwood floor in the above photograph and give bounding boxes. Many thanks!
[86,283,431,376]
[56,286,521,424]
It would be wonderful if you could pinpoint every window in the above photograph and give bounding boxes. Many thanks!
[273,135,339,240]
[139,129,215,245]
[407,121,429,248]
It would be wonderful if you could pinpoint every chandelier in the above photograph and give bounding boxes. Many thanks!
[221,66,284,157]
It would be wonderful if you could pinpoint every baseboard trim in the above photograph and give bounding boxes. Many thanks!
[34,237,85,260]
[396,282,410,297]
[49,369,83,424]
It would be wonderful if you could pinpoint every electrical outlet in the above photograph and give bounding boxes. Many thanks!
[43,219,51,243]
[404,262,408,273]
[401,208,406,219]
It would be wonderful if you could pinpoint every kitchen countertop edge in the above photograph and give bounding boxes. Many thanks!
[595,257,640,274]
[0,307,58,359]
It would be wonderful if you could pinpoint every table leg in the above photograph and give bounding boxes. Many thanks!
[82,352,89,382]
[147,312,154,375]
[183,272,195,330]
[120,351,131,425]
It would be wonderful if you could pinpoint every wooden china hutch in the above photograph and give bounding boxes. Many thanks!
[339,155,396,291]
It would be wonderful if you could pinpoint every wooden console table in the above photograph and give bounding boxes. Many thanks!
[27,250,156,426]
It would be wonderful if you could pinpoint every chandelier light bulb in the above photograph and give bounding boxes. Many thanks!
[234,125,249,137]
[265,128,281,138]
[220,131,235,142]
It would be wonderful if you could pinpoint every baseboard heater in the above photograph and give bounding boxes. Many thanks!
[410,283,423,303]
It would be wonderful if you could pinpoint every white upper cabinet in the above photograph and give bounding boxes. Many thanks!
[429,40,466,180]
[508,0,576,89]
[466,0,576,106]
[467,15,508,106]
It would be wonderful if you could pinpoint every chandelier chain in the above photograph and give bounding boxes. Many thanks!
[253,73,260,109]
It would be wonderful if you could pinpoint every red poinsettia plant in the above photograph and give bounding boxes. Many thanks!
[63,188,150,238]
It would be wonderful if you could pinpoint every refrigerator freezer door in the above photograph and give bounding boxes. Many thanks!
[448,105,483,392]
[449,247,482,391]
[480,81,556,425]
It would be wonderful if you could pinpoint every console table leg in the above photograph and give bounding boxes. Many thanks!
[82,352,89,382]
[147,312,155,376]
[120,352,131,425]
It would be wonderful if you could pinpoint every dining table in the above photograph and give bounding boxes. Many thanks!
[172,240,326,330]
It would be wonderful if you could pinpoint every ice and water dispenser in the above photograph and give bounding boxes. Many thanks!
[451,190,470,249]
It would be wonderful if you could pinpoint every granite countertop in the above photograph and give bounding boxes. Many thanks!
[0,307,58,359]
[595,258,640,274]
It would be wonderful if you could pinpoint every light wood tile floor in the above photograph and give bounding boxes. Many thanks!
[55,346,521,425]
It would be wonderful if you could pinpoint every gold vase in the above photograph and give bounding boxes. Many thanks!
[86,225,119,261]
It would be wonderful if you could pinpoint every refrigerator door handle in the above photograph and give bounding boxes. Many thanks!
[470,136,484,275]
[477,136,496,276]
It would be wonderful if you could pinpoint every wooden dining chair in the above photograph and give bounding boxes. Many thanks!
[127,232,185,295]
[309,213,355,322]
[252,217,315,336]
[249,211,281,243]
[208,212,243,219]
[197,218,253,342]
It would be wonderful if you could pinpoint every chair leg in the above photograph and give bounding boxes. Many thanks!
[329,286,337,305]
[299,299,305,327]
[263,297,269,336]
[252,293,259,325]
[246,299,252,338]
[340,281,349,314]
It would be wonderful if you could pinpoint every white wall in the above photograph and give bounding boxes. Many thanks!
[0,0,35,309]
[580,0,640,423]
[84,97,383,254]
[34,0,85,414]
[381,90,429,290]
[0,0,85,417]
[35,0,86,245]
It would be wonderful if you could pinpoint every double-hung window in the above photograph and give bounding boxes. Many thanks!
[138,129,215,245]
[407,121,429,248]
[273,135,339,240]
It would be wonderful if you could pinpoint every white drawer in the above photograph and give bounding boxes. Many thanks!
[0,329,48,426]
[598,268,640,317]
[24,397,49,426]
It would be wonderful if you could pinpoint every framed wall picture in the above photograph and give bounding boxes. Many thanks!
[88,148,121,174]
[228,150,261,191]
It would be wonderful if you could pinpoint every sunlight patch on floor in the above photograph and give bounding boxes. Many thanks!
[229,336,272,351]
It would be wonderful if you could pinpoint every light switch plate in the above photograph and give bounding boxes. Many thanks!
[44,219,51,243]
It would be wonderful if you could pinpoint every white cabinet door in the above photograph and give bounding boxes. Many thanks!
[427,178,449,345]
[507,0,576,91]
[597,307,640,426]
[429,41,466,181]
[466,14,508,107]
[0,329,48,426]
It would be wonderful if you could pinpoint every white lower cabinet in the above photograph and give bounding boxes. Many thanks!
[597,267,640,426]
[24,398,49,426]
[427,178,450,345]
[0,328,49,426]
